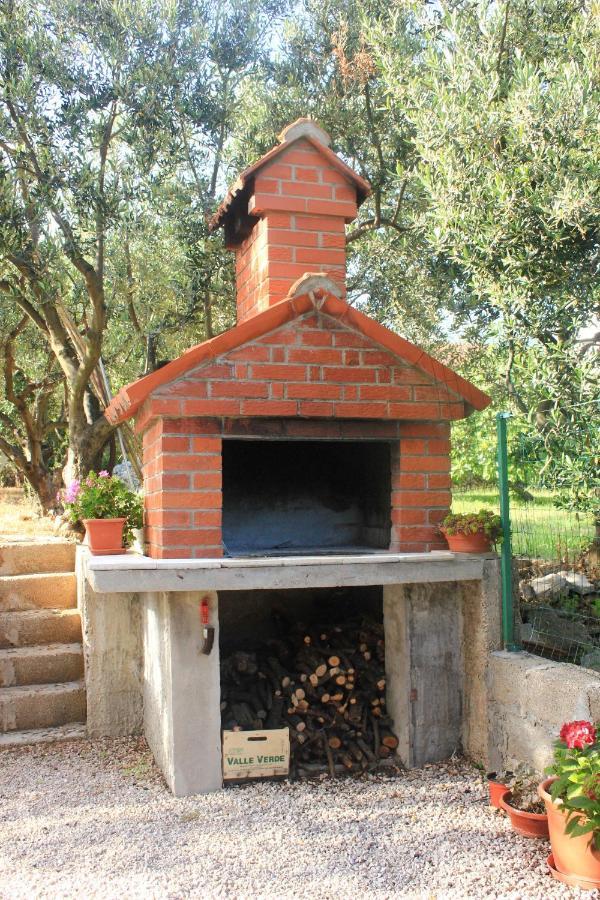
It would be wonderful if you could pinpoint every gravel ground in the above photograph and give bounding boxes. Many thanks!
[0,738,592,899]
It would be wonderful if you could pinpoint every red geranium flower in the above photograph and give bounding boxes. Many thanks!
[560,720,597,750]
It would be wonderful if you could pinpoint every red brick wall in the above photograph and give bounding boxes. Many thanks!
[137,312,458,559]
[235,139,355,322]
[142,419,223,559]
[141,415,451,559]
[390,422,451,553]
[148,312,465,422]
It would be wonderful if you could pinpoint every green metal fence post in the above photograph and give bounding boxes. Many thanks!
[496,412,520,651]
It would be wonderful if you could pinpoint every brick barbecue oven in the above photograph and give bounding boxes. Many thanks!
[84,120,500,796]
[106,118,490,560]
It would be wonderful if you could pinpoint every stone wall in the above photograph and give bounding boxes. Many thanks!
[487,650,600,774]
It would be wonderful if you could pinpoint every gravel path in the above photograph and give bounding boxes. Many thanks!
[0,738,590,899]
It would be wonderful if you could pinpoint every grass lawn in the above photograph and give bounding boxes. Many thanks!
[0,488,55,538]
[452,487,595,561]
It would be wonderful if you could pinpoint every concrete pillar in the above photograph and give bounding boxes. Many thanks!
[384,582,462,767]
[460,556,502,767]
[76,549,143,737]
[141,590,222,796]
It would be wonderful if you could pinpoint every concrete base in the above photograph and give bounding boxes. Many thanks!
[77,549,142,738]
[384,583,462,767]
[79,549,503,794]
[142,590,222,796]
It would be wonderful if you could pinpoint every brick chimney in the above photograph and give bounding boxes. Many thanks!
[210,119,370,323]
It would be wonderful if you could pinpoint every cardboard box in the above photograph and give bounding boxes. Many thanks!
[222,728,290,780]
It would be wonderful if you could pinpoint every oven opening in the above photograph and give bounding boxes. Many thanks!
[221,439,391,557]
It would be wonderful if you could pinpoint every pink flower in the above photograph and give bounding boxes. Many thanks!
[560,720,597,750]
[98,470,109,478]
[64,479,81,504]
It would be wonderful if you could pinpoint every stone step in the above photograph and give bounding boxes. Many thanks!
[0,540,76,576]
[0,643,84,687]
[0,680,86,732]
[0,572,76,612]
[0,609,82,649]
[0,722,87,749]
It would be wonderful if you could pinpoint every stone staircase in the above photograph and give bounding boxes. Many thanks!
[0,539,86,747]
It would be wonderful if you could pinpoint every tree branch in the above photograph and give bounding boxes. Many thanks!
[504,341,528,415]
[346,217,407,244]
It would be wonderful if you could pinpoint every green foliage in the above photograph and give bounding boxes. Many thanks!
[441,509,503,542]
[63,472,142,546]
[0,0,597,518]
[370,0,600,512]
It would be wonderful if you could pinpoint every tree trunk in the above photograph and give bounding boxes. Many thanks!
[29,467,60,513]
[63,407,114,486]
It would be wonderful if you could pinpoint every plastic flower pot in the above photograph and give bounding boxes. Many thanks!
[487,773,511,810]
[442,531,492,553]
[499,789,549,838]
[539,777,600,887]
[83,518,126,555]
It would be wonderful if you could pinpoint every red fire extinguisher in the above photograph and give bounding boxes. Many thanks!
[200,596,215,655]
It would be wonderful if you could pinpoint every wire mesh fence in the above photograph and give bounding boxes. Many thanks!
[452,413,599,669]
[519,605,600,667]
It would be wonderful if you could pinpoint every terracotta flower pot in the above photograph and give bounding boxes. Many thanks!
[83,518,126,555]
[499,789,549,838]
[487,773,511,809]
[539,777,600,886]
[442,530,492,553]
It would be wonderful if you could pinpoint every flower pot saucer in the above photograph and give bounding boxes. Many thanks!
[547,853,600,891]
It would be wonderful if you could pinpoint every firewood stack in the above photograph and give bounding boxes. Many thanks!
[220,616,399,778]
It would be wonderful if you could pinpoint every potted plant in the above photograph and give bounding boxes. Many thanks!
[440,509,503,553]
[499,768,549,838]
[538,720,600,889]
[61,470,143,555]
[487,770,513,809]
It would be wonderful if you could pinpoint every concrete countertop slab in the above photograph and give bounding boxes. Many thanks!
[82,548,491,594]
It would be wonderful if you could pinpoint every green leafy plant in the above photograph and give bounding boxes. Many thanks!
[440,509,503,544]
[502,766,545,814]
[547,721,600,849]
[61,471,143,546]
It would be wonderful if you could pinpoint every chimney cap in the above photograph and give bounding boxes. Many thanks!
[208,118,370,237]
[278,118,331,147]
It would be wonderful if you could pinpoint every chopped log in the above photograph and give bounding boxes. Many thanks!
[265,697,284,729]
[220,613,398,779]
[380,730,399,750]
[322,734,336,778]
